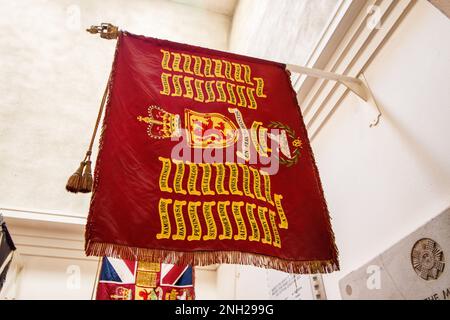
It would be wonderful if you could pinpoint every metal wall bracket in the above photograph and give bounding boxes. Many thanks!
[287,65,382,127]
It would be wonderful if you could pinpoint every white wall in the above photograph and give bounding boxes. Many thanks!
[229,0,340,64]
[0,0,231,218]
[315,1,450,299]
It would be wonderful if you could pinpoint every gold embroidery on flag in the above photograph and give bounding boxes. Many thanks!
[215,81,227,102]
[274,193,288,229]
[160,73,172,96]
[226,83,237,105]
[223,60,233,80]
[202,201,217,240]
[243,64,254,85]
[246,203,260,242]
[269,209,281,248]
[258,126,270,156]
[136,271,158,288]
[193,56,204,77]
[171,75,183,97]
[156,198,172,239]
[232,62,244,83]
[258,206,272,245]
[236,85,247,108]
[158,157,173,193]
[213,163,229,195]
[239,164,254,198]
[182,53,193,74]
[250,167,266,202]
[246,87,257,109]
[160,49,172,71]
[199,163,215,195]
[202,57,214,78]
[194,79,205,102]
[250,121,264,156]
[138,261,160,272]
[226,162,243,196]
[187,201,202,241]
[205,80,216,103]
[172,200,187,240]
[254,77,267,98]
[187,162,201,196]
[183,76,194,99]
[171,52,183,72]
[213,59,225,78]
[232,201,247,241]
[218,201,233,240]
[173,160,187,195]
[261,171,274,205]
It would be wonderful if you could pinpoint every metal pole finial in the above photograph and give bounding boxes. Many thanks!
[86,23,119,40]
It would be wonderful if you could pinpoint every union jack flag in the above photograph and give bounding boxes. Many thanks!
[95,257,195,300]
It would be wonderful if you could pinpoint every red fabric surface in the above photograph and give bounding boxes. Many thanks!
[85,31,338,273]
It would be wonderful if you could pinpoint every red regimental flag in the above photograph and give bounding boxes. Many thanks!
[85,31,339,274]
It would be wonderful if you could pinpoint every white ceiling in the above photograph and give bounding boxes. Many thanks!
[169,0,238,16]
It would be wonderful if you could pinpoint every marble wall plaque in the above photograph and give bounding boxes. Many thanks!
[339,208,449,300]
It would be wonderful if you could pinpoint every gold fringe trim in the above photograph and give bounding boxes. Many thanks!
[85,241,339,274]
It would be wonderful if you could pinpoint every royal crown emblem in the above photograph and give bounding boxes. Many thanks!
[137,105,181,139]
[137,106,239,148]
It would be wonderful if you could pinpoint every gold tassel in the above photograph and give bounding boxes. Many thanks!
[80,160,93,193]
[66,161,86,193]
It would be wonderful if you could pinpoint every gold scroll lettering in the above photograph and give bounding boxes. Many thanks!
[172,200,187,240]
[187,162,201,196]
[183,76,194,99]
[258,206,272,245]
[182,54,193,74]
[232,63,244,83]
[193,56,204,77]
[156,198,172,239]
[218,201,232,240]
[213,59,225,78]
[216,81,227,102]
[269,209,281,248]
[160,73,172,96]
[232,201,247,240]
[194,79,205,102]
[274,194,288,229]
[226,163,243,196]
[171,52,183,72]
[250,121,265,157]
[236,85,247,108]
[202,201,217,240]
[242,64,254,85]
[250,167,266,201]
[212,163,229,195]
[239,164,254,198]
[173,160,187,195]
[261,171,274,205]
[205,80,216,103]
[226,83,237,105]
[223,60,233,80]
[171,75,183,97]
[246,87,257,109]
[246,203,260,241]
[254,77,267,98]
[158,157,173,193]
[199,163,215,195]
[202,57,214,78]
[160,49,172,71]
[187,201,202,241]
[258,126,270,156]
